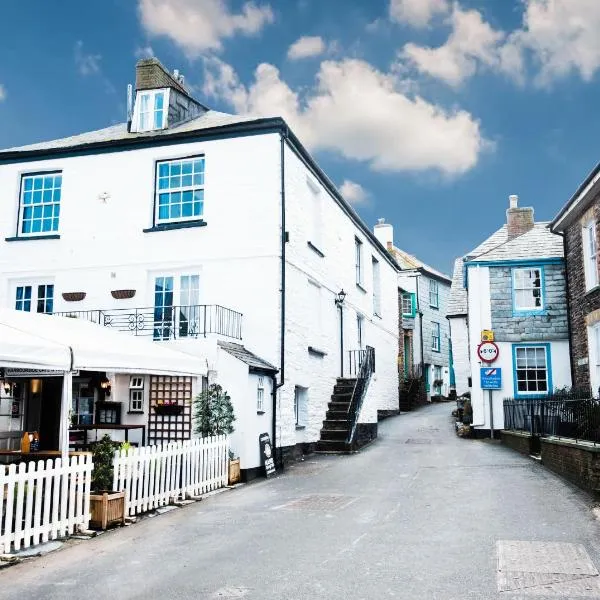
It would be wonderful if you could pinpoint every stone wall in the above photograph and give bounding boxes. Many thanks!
[501,430,533,455]
[564,199,600,390]
[489,263,568,342]
[541,437,600,495]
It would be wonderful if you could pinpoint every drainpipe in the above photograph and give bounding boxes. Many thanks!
[558,231,576,389]
[415,273,425,370]
[272,128,288,469]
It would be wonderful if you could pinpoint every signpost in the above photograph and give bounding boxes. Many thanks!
[259,432,276,478]
[477,342,500,439]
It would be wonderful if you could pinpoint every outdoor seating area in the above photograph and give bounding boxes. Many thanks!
[69,424,146,450]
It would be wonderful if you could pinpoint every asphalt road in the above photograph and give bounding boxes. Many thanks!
[2,402,600,600]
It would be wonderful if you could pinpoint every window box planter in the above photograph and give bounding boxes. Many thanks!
[89,491,125,530]
[228,459,241,485]
[154,403,184,416]
[111,289,136,300]
[62,292,86,302]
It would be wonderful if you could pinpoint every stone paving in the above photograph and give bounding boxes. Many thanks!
[2,402,600,599]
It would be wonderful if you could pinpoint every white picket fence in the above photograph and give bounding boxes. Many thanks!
[0,455,93,554]
[112,436,229,517]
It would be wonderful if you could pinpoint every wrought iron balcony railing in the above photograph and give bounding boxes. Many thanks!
[54,304,243,341]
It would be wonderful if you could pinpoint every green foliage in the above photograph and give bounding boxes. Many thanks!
[462,399,473,425]
[92,435,116,491]
[193,384,235,438]
[120,441,132,453]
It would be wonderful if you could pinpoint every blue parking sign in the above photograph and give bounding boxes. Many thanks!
[480,367,502,389]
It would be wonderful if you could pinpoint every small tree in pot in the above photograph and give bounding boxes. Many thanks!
[193,384,239,483]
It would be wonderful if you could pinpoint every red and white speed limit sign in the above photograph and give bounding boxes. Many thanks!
[477,341,499,363]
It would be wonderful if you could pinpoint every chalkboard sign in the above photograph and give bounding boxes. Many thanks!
[259,432,276,478]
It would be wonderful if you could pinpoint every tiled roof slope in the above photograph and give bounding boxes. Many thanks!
[390,247,451,282]
[218,341,278,373]
[447,258,468,317]
[2,111,262,153]
[467,222,563,263]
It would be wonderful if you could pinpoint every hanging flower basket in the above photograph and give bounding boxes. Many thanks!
[62,292,86,302]
[154,403,184,416]
[111,289,136,300]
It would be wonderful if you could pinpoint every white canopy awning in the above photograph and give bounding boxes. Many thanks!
[0,308,206,377]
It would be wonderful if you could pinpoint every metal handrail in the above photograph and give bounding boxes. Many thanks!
[54,304,243,340]
[346,346,376,445]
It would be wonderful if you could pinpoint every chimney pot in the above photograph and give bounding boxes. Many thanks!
[509,194,519,209]
[378,218,385,225]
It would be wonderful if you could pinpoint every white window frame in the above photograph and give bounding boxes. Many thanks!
[355,238,363,286]
[431,322,441,352]
[357,313,364,349]
[589,324,600,398]
[372,257,381,317]
[514,345,550,396]
[513,267,544,312]
[433,365,442,395]
[429,279,439,308]
[14,282,54,314]
[583,220,599,290]
[257,376,265,413]
[19,172,62,237]
[294,386,308,428]
[132,88,169,132]
[129,376,144,413]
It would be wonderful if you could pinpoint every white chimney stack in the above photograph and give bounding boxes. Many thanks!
[509,194,519,209]
[374,218,394,249]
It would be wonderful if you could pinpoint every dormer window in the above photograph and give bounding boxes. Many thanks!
[132,89,169,132]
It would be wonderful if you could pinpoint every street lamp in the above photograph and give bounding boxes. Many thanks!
[335,290,346,377]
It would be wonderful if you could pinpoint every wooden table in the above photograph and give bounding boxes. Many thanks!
[69,424,146,449]
[0,450,91,463]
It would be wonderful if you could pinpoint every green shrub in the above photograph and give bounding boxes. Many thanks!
[193,384,235,437]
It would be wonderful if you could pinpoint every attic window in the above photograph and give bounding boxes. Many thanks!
[133,89,169,132]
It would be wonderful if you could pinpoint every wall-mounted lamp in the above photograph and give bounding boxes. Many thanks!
[100,377,112,397]
[334,289,347,307]
[1,380,12,395]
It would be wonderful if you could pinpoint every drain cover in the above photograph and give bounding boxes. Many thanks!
[276,494,356,511]
[405,438,433,444]
[497,541,600,595]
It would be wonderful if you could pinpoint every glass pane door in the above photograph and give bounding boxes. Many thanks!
[178,275,199,337]
[154,276,174,340]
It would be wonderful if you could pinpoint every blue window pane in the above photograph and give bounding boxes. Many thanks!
[171,163,181,176]
[23,191,32,205]
[53,218,59,230]
[172,191,181,204]
[158,206,169,219]
[53,204,60,217]
[22,220,31,233]
[193,190,204,202]
[193,173,204,186]
[43,205,53,217]
[23,207,32,219]
[182,190,193,203]
[158,177,169,190]
[155,93,164,109]
[170,176,181,188]
[54,176,62,187]
[32,220,42,233]
[182,161,192,174]
[24,287,31,300]
[159,193,169,206]
[16,287,23,301]
[33,178,42,190]
[182,175,192,187]
[43,190,52,203]
[194,202,203,216]
[24,178,33,191]
[154,109,163,129]
[170,204,181,218]
[33,205,42,218]
[44,176,53,188]
[158,163,169,177]
[42,218,53,231]
[33,191,42,204]
[53,189,61,202]
[182,203,193,217]
[193,159,204,173]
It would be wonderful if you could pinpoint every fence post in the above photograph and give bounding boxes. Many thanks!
[529,400,534,437]
[540,398,545,437]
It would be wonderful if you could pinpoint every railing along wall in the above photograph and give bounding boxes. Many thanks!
[55,304,243,340]
[346,346,376,445]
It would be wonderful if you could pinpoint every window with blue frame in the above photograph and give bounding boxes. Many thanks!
[156,157,205,224]
[513,267,544,312]
[20,173,61,235]
[514,345,550,395]
[402,292,416,318]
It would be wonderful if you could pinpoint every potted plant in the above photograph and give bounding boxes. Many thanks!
[193,384,238,483]
[462,399,473,425]
[89,435,125,530]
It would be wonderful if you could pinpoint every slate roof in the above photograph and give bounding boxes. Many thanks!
[390,247,451,283]
[466,222,563,263]
[2,111,262,153]
[447,258,468,317]
[218,341,278,373]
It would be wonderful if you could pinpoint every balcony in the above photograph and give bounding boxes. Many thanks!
[54,305,243,341]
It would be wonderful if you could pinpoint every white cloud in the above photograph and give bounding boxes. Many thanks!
[74,40,102,76]
[204,58,487,175]
[0,85,5,101]
[401,5,505,87]
[389,0,448,28]
[287,36,326,60]
[138,0,274,56]
[340,180,369,204]
[135,45,155,59]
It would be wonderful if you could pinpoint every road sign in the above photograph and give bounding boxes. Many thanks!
[481,367,502,389]
[477,341,499,363]
[481,329,494,342]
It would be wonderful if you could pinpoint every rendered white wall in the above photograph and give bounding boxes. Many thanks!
[449,316,470,396]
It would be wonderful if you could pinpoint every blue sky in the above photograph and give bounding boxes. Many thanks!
[1,0,599,275]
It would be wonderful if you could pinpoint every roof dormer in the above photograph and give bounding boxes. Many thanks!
[129,58,207,133]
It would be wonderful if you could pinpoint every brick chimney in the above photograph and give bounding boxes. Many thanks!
[506,195,534,239]
[135,58,188,96]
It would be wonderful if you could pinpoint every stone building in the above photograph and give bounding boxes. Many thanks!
[452,195,571,435]
[551,164,600,394]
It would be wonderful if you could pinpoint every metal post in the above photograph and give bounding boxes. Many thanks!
[489,389,494,439]
[60,371,73,461]
[339,306,344,378]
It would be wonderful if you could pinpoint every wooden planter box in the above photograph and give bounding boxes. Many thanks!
[154,404,184,416]
[228,459,241,485]
[89,491,125,530]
